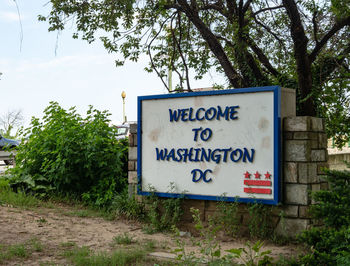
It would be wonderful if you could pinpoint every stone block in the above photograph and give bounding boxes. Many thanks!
[275,218,310,238]
[310,140,319,149]
[133,134,138,146]
[281,88,296,118]
[285,184,309,205]
[128,161,135,171]
[130,123,138,134]
[284,116,311,132]
[311,149,326,162]
[311,117,324,132]
[128,171,138,184]
[299,206,310,218]
[293,132,318,140]
[129,134,134,146]
[281,205,299,218]
[128,147,137,160]
[284,132,294,140]
[318,133,328,148]
[128,183,136,197]
[298,163,318,183]
[284,140,310,161]
[284,162,298,183]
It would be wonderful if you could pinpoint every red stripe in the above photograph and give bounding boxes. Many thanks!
[244,188,272,194]
[244,180,272,186]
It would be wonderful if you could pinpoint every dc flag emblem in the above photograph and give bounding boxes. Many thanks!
[243,171,272,194]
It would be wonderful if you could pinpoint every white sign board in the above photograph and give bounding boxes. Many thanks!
[137,86,281,205]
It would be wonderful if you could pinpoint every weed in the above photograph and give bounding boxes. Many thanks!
[144,183,184,233]
[28,237,44,252]
[247,202,273,239]
[215,198,240,237]
[143,239,157,250]
[110,188,145,220]
[37,217,47,223]
[173,208,221,264]
[225,240,273,265]
[112,233,135,245]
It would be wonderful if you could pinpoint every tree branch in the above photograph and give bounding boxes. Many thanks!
[148,19,172,92]
[312,11,319,45]
[173,13,192,91]
[283,0,315,115]
[253,5,284,16]
[177,0,244,88]
[309,16,350,62]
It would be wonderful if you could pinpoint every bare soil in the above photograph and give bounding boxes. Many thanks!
[0,203,301,265]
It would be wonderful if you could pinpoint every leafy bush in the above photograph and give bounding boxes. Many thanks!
[298,169,350,265]
[8,102,128,208]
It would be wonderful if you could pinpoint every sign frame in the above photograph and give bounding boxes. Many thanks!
[137,86,281,205]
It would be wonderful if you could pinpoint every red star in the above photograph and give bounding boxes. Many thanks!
[244,171,251,179]
[254,171,261,179]
[264,171,271,179]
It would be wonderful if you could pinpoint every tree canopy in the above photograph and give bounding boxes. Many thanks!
[41,0,350,145]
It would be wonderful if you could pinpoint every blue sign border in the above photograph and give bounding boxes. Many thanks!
[137,86,281,205]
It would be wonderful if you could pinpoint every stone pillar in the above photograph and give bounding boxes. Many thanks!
[275,116,328,237]
[128,123,138,197]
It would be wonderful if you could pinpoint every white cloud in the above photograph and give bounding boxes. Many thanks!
[0,11,22,22]
[14,53,114,73]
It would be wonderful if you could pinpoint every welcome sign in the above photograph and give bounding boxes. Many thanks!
[137,86,282,205]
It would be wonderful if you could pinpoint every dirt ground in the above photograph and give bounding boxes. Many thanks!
[0,202,302,265]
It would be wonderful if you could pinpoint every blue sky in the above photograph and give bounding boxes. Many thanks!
[0,0,220,129]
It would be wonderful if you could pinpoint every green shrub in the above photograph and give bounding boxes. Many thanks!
[298,169,350,265]
[8,102,128,208]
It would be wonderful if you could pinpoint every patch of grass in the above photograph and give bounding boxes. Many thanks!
[0,186,42,209]
[8,244,28,258]
[143,239,157,251]
[28,238,44,252]
[63,246,152,266]
[62,207,115,221]
[64,209,95,218]
[0,238,44,264]
[112,233,135,245]
[60,242,77,248]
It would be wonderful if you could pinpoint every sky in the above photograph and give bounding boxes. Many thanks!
[0,0,220,130]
